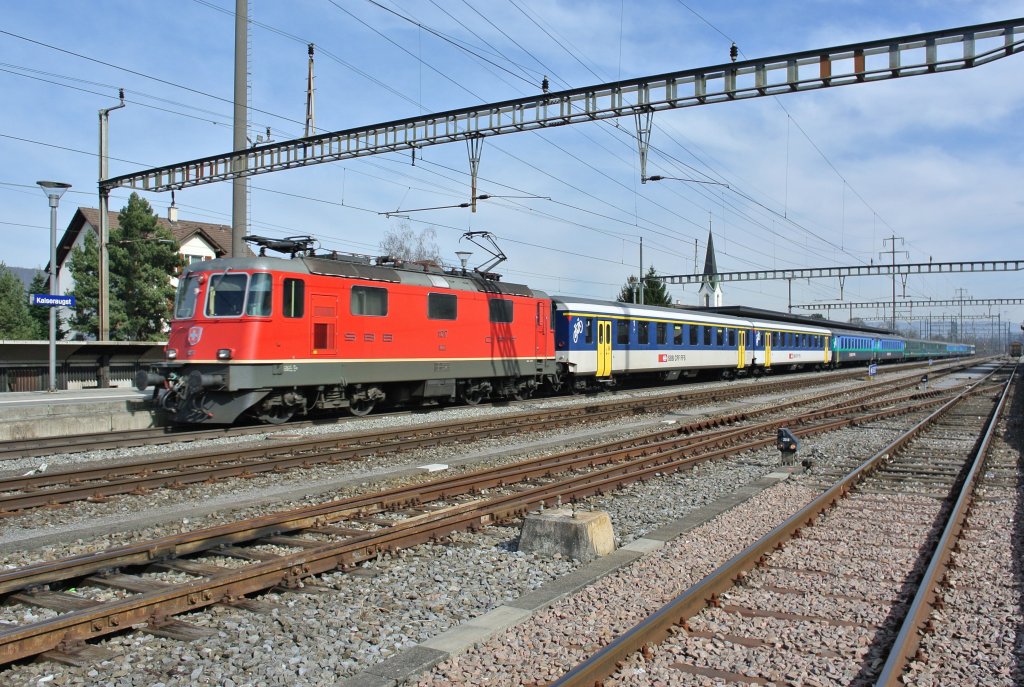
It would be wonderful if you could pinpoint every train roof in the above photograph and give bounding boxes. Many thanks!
[553,297,835,333]
[694,306,894,336]
[181,255,548,299]
[551,296,752,326]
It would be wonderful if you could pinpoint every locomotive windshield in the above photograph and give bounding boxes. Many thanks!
[174,274,201,319]
[201,272,274,318]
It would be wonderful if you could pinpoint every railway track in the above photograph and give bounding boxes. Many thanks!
[0,359,963,461]
[0,362,965,515]
[551,362,1015,686]
[0,362,974,666]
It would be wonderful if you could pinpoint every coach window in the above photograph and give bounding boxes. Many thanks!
[352,285,388,316]
[656,322,667,345]
[703,326,712,346]
[617,320,630,345]
[728,329,736,346]
[584,318,594,344]
[673,324,683,346]
[246,273,272,316]
[715,328,724,346]
[206,273,247,317]
[489,298,513,323]
[282,278,304,318]
[428,292,457,320]
[689,325,698,347]
[638,321,650,345]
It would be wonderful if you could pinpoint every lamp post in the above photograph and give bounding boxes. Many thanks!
[454,251,472,275]
[37,180,71,393]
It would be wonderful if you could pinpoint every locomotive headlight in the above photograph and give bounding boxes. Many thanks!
[166,348,177,360]
[217,348,233,360]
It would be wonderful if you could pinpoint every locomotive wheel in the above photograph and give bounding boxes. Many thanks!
[462,388,484,405]
[349,399,376,417]
[513,385,533,401]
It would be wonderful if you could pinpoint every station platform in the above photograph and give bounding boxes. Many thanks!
[0,388,163,441]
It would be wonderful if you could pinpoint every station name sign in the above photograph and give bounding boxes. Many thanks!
[29,294,75,307]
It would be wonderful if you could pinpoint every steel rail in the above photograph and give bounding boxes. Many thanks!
[0,379,944,593]
[874,361,1018,686]
[0,380,959,662]
[0,364,957,513]
[0,359,961,461]
[550,364,1008,687]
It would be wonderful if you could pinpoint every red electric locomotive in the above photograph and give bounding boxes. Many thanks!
[138,236,556,424]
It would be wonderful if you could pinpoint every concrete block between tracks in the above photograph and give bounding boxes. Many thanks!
[517,507,615,563]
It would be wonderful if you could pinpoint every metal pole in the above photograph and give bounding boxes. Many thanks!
[48,198,57,392]
[98,89,125,347]
[231,0,249,258]
[639,236,644,305]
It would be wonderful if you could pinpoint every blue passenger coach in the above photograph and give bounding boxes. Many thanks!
[551,297,753,388]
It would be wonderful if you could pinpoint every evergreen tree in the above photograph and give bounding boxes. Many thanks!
[616,266,673,306]
[27,271,51,339]
[68,193,180,340]
[0,263,37,339]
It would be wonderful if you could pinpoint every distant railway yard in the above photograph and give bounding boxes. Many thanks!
[0,358,1018,686]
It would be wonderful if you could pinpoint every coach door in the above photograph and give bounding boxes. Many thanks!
[596,320,613,377]
[737,330,746,369]
[823,335,831,365]
[765,331,773,368]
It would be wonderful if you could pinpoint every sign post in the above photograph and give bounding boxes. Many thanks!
[29,293,76,392]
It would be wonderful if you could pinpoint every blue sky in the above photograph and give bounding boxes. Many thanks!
[2,0,1022,339]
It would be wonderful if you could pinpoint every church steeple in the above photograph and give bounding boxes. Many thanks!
[697,229,723,307]
[702,230,718,287]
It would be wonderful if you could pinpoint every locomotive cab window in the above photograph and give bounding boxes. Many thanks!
[488,298,513,323]
[174,274,201,319]
[283,278,304,318]
[428,292,457,320]
[205,273,247,317]
[246,273,272,316]
[352,286,388,316]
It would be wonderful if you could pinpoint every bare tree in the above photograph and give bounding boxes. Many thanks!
[379,222,441,264]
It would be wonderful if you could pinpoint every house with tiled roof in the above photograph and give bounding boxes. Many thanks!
[53,205,249,298]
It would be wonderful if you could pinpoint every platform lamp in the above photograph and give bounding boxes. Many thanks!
[37,181,71,393]
[455,251,472,276]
